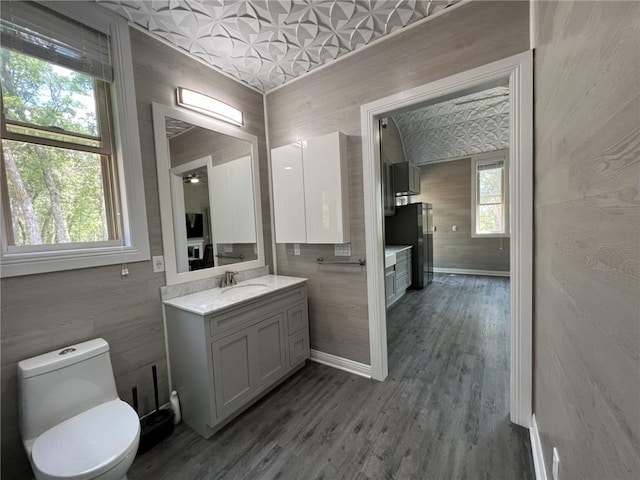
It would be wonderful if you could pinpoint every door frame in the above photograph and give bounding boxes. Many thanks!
[360,51,533,427]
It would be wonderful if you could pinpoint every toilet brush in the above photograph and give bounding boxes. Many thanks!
[137,365,174,454]
[132,386,139,414]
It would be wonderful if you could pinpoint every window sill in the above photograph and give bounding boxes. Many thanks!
[0,245,150,277]
[471,233,510,239]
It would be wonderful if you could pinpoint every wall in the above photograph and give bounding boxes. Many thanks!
[0,22,269,479]
[534,1,640,479]
[266,0,529,364]
[412,158,509,272]
[380,117,407,166]
[169,126,252,167]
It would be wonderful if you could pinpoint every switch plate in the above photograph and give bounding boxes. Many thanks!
[152,255,165,273]
[334,244,351,257]
[293,243,300,255]
[452,225,458,231]
[552,447,560,480]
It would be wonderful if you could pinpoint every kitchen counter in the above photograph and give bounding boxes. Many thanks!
[385,245,412,268]
[162,274,307,315]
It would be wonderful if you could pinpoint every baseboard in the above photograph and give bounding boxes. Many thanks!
[530,414,548,480]
[433,267,510,277]
[310,349,372,379]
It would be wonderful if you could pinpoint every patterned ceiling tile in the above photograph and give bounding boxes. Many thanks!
[165,116,195,139]
[392,86,510,165]
[97,0,456,91]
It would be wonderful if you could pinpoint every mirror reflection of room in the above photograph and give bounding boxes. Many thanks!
[182,166,212,271]
[166,117,259,272]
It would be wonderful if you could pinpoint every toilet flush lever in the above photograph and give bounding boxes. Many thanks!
[59,348,76,355]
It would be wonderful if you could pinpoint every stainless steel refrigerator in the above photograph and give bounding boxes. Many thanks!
[385,202,433,289]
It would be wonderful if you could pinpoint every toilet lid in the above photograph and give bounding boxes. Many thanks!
[32,399,140,480]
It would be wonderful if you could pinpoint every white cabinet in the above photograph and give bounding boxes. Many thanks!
[211,156,256,244]
[271,144,307,243]
[271,132,350,244]
[164,284,309,439]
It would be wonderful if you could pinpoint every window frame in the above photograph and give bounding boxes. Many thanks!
[0,1,149,277]
[471,149,510,238]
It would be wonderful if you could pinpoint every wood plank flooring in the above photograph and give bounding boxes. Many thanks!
[129,275,533,480]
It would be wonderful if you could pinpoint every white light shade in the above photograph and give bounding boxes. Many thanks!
[176,87,243,126]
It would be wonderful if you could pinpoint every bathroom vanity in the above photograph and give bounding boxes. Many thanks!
[384,246,412,308]
[162,275,309,438]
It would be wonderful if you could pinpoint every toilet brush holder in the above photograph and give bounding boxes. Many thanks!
[137,365,174,454]
[138,409,174,454]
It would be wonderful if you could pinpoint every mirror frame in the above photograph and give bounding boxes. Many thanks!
[152,102,264,285]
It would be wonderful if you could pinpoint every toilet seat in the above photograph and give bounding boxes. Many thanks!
[31,399,140,480]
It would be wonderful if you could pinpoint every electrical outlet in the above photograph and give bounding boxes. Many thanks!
[552,447,560,480]
[334,244,351,257]
[225,245,233,253]
[293,243,300,255]
[152,255,165,273]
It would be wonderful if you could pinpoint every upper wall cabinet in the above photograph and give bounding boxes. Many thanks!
[271,144,307,243]
[393,162,421,196]
[271,132,350,244]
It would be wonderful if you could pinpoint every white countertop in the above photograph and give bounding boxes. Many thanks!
[385,245,412,268]
[163,274,307,315]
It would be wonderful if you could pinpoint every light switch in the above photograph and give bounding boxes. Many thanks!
[452,225,458,232]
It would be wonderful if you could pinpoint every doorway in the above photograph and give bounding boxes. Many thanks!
[360,51,533,427]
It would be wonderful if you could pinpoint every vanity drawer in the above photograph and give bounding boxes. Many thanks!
[395,249,411,262]
[286,302,308,336]
[395,258,410,279]
[208,286,307,339]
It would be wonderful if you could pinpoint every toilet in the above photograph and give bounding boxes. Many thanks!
[18,338,140,480]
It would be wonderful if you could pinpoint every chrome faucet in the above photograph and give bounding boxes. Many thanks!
[220,271,238,287]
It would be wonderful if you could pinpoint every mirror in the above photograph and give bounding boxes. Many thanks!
[153,104,264,285]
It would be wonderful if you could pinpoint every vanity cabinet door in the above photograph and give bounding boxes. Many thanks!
[211,329,253,419]
[254,313,287,390]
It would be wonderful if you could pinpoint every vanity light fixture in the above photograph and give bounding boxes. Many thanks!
[176,87,243,126]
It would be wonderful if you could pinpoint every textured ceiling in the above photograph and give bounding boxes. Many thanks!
[393,86,510,165]
[97,0,455,92]
[165,117,195,138]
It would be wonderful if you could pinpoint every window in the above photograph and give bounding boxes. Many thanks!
[471,151,509,237]
[0,1,149,276]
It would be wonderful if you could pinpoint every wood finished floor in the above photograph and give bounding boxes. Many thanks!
[130,275,533,480]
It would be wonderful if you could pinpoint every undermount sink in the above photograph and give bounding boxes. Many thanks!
[221,283,269,294]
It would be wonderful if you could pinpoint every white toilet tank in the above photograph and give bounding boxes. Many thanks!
[18,338,119,443]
